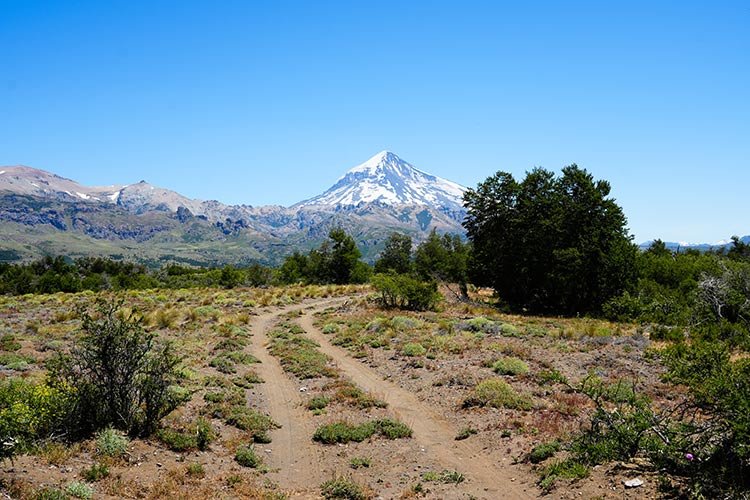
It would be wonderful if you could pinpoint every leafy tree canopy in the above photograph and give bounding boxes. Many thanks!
[463,165,636,314]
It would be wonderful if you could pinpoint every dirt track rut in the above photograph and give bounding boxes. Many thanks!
[298,305,536,499]
[246,299,341,496]
[247,296,537,498]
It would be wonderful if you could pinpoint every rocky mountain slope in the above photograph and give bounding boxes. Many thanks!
[0,152,468,265]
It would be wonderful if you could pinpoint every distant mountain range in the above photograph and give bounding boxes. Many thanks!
[1,153,745,267]
[0,152,467,266]
[638,236,750,252]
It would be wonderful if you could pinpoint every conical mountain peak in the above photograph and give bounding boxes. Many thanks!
[296,152,466,210]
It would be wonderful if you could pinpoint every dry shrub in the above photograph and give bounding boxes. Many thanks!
[551,391,591,416]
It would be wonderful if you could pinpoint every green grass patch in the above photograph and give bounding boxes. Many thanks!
[0,334,22,351]
[313,418,411,444]
[421,469,465,484]
[462,378,533,410]
[538,459,589,492]
[95,428,128,457]
[235,444,262,468]
[491,357,529,376]
[320,476,370,499]
[402,342,427,357]
[232,370,264,388]
[306,395,331,411]
[225,407,279,438]
[529,441,561,464]
[455,427,478,440]
[81,463,109,482]
[349,456,371,469]
[268,322,338,379]
[157,428,197,452]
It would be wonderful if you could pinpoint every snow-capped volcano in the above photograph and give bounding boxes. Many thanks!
[295,151,466,211]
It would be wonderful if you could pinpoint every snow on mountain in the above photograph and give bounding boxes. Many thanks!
[295,151,466,211]
[0,165,123,202]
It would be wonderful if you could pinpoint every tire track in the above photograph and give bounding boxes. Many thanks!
[298,308,537,499]
[245,299,343,496]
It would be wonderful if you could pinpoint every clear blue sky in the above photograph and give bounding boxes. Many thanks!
[1,1,748,243]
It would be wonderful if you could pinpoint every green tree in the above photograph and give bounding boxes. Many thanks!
[374,233,413,275]
[219,265,242,289]
[414,229,470,297]
[727,236,750,262]
[464,165,636,314]
[327,228,363,284]
[277,251,309,284]
[275,229,367,285]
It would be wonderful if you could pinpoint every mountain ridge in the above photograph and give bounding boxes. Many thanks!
[0,152,468,265]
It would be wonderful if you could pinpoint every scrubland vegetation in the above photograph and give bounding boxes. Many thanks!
[1,166,749,498]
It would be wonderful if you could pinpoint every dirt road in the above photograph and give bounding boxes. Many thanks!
[246,300,340,496]
[298,305,537,499]
[246,296,537,498]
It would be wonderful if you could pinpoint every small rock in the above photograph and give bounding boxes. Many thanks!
[156,463,163,467]
[624,478,644,488]
[299,386,308,392]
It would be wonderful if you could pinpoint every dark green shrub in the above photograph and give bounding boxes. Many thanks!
[313,421,376,444]
[529,441,560,464]
[374,418,412,439]
[47,299,182,436]
[306,396,331,411]
[252,431,272,444]
[371,273,441,311]
[569,376,660,465]
[235,444,262,468]
[650,325,684,342]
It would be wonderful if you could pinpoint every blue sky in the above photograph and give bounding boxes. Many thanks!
[1,1,748,243]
